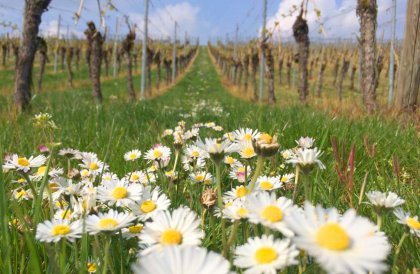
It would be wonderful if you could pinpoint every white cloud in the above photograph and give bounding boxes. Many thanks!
[129,2,200,40]
[266,0,407,41]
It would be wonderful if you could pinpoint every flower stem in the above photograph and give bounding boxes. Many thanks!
[60,239,66,272]
[215,163,227,257]
[249,156,264,191]
[302,173,312,202]
[102,238,111,274]
[392,232,408,273]
[292,165,300,202]
[376,213,383,230]
[226,221,239,250]
[171,150,180,174]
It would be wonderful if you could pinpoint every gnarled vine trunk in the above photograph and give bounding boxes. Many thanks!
[84,21,104,104]
[14,0,52,111]
[357,0,378,113]
[293,10,310,104]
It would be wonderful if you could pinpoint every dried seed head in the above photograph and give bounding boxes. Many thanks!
[201,188,217,209]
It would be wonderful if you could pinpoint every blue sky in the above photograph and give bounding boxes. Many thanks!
[0,0,407,43]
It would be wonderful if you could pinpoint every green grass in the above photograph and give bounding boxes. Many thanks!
[0,48,419,273]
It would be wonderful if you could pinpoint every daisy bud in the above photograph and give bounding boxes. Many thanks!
[252,133,280,157]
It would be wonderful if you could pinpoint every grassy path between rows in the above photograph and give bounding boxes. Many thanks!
[0,47,419,268]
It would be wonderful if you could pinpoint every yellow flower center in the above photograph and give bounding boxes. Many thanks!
[130,174,140,182]
[237,167,246,173]
[225,201,233,208]
[81,170,90,177]
[140,200,157,213]
[236,186,248,198]
[17,178,26,183]
[195,174,205,181]
[406,218,420,230]
[152,150,163,158]
[52,225,71,236]
[316,223,350,251]
[60,210,72,220]
[18,157,30,167]
[48,182,59,192]
[128,224,143,234]
[160,229,183,245]
[255,247,277,264]
[261,205,283,222]
[260,181,273,190]
[16,190,27,199]
[259,134,273,144]
[36,166,47,176]
[244,133,252,141]
[281,176,288,183]
[98,218,119,229]
[87,262,97,273]
[112,187,128,199]
[242,147,255,157]
[225,156,235,164]
[237,207,248,217]
[129,153,137,160]
[191,151,200,157]
[89,162,99,170]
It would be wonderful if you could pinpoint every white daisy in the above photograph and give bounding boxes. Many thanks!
[279,173,295,184]
[245,192,294,237]
[79,156,108,176]
[224,185,251,201]
[124,149,142,161]
[195,138,235,162]
[229,164,251,183]
[139,206,204,255]
[122,223,144,239]
[58,148,82,159]
[295,136,315,149]
[285,202,391,274]
[223,200,249,221]
[255,176,283,191]
[101,172,119,184]
[286,147,325,171]
[48,178,83,199]
[281,149,296,160]
[144,144,171,162]
[125,171,147,184]
[236,141,257,159]
[162,129,174,137]
[2,154,47,173]
[86,209,136,234]
[232,128,261,143]
[129,186,171,221]
[12,188,33,200]
[394,208,420,237]
[36,219,83,242]
[30,166,63,181]
[182,156,206,172]
[234,235,299,274]
[189,171,214,185]
[132,246,230,274]
[366,191,405,210]
[224,155,238,166]
[97,179,143,206]
[184,145,207,159]
[53,208,77,221]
